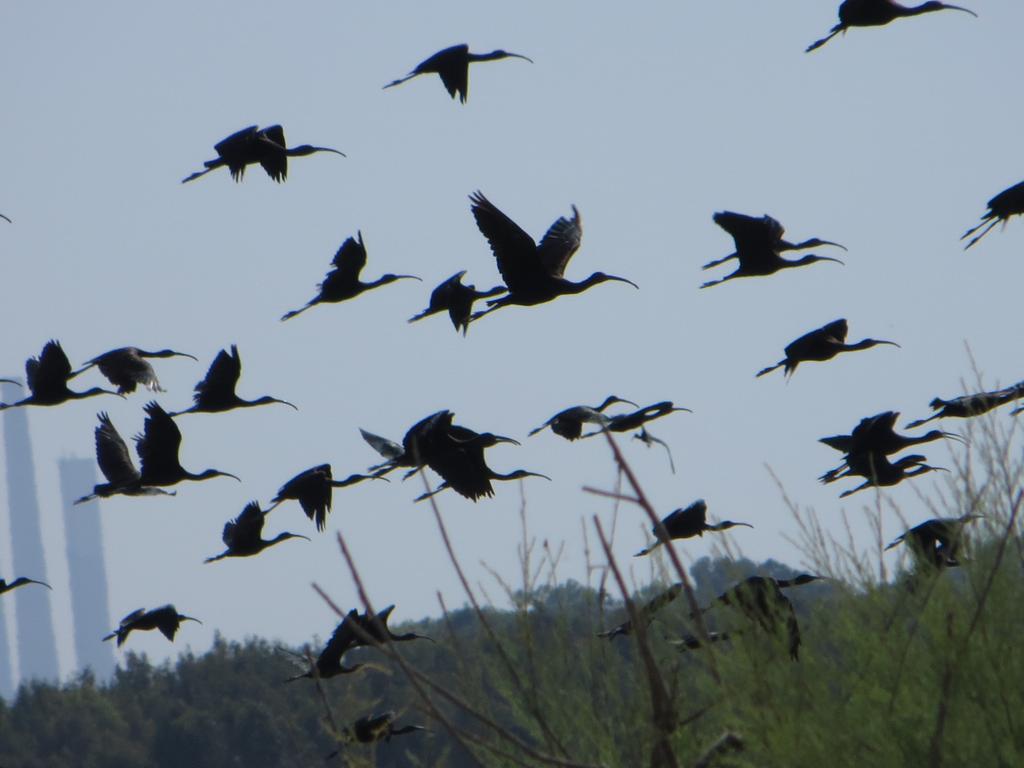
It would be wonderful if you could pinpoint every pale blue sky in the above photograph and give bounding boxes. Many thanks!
[1,1,1021,680]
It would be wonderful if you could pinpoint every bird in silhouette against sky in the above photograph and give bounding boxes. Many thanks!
[330,604,434,654]
[0,341,121,411]
[282,232,420,321]
[72,346,197,394]
[467,191,638,323]
[360,410,454,477]
[633,428,676,473]
[581,401,691,437]
[134,401,240,487]
[598,582,683,640]
[701,211,845,288]
[906,382,1024,428]
[818,411,963,483]
[0,577,51,596]
[806,0,977,53]
[181,125,344,183]
[963,179,1024,250]
[528,395,637,441]
[756,319,899,378]
[74,412,177,504]
[204,501,308,563]
[383,44,532,103]
[169,345,296,416]
[266,464,377,532]
[408,270,506,334]
[103,605,201,647]
[885,514,983,568]
[635,499,753,557]
[835,453,945,497]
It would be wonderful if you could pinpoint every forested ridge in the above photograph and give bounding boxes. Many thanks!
[0,543,1020,768]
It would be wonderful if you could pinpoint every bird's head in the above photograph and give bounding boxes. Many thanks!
[381,274,422,285]
[487,50,534,63]
[505,469,551,482]
[804,238,847,251]
[474,433,521,448]
[198,469,241,482]
[586,272,639,290]
[275,532,311,544]
[14,577,52,590]
[598,395,638,410]
[147,349,199,361]
[793,254,844,268]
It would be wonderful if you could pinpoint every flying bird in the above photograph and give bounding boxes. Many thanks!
[103,605,201,647]
[0,577,51,596]
[74,412,177,504]
[170,345,296,415]
[906,382,1024,428]
[346,711,426,744]
[633,428,676,473]
[0,341,120,411]
[756,319,899,378]
[266,464,377,532]
[181,124,344,183]
[836,453,946,497]
[72,346,197,394]
[962,179,1024,250]
[360,410,455,477]
[204,501,309,563]
[635,499,753,557]
[807,0,977,53]
[468,191,638,323]
[885,514,982,568]
[383,43,532,103]
[528,395,637,441]
[282,232,421,321]
[701,211,845,289]
[408,270,506,334]
[598,583,683,640]
[134,401,240,487]
[581,401,691,437]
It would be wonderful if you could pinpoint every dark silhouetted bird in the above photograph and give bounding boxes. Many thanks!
[72,346,197,394]
[182,125,344,183]
[635,499,753,557]
[383,44,532,103]
[468,191,638,322]
[134,401,240,487]
[633,427,676,473]
[836,453,945,497]
[906,382,1024,428]
[408,270,506,334]
[347,711,426,744]
[963,179,1024,250]
[170,345,295,415]
[282,232,420,321]
[74,413,177,504]
[528,395,638,441]
[598,582,683,640]
[204,501,309,563]
[807,0,977,52]
[360,410,454,477]
[103,605,201,647]
[818,411,963,483]
[885,514,982,567]
[0,341,120,411]
[698,575,822,660]
[266,464,377,532]
[0,577,51,596]
[756,319,899,378]
[701,211,845,288]
[581,401,691,437]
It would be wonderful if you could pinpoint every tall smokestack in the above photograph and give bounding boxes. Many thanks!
[59,457,114,682]
[2,380,59,685]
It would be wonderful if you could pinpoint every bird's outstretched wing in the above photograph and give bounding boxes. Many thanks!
[29,340,72,397]
[820,318,848,343]
[213,125,260,180]
[360,429,404,460]
[328,233,368,284]
[431,46,470,103]
[95,413,139,485]
[224,501,264,548]
[135,401,183,476]
[257,125,288,181]
[469,191,544,293]
[536,206,582,277]
[194,346,241,405]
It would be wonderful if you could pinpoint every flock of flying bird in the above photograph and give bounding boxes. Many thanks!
[1,0,1023,749]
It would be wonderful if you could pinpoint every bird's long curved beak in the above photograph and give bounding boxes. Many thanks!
[30,579,53,590]
[182,616,203,625]
[876,340,901,348]
[175,352,200,361]
[294,534,312,542]
[276,398,299,410]
[670,407,694,414]
[508,53,534,63]
[222,472,242,482]
[493,435,521,447]
[819,256,845,265]
[395,274,423,281]
[818,240,847,251]
[940,3,977,16]
[941,431,968,445]
[314,146,347,157]
[609,275,640,289]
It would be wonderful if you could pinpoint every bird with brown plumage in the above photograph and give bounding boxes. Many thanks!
[635,500,753,557]
[181,125,344,183]
[383,44,532,103]
[807,0,977,53]
[756,319,899,378]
